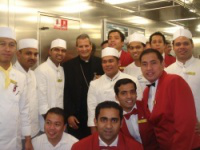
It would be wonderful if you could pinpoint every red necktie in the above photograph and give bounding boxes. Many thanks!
[124,108,138,120]
[100,146,117,150]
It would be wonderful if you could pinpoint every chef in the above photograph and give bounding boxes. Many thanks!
[166,28,200,138]
[0,27,32,150]
[87,47,142,133]
[35,38,67,131]
[124,32,149,91]
[14,38,40,149]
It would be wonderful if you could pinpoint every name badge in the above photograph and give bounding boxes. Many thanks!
[138,119,147,124]
[57,79,62,82]
[11,79,17,85]
[186,72,196,75]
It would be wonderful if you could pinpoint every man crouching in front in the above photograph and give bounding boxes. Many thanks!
[72,101,143,150]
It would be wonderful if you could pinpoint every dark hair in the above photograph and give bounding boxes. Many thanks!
[44,107,67,124]
[76,33,91,46]
[114,78,137,95]
[108,29,125,42]
[149,32,166,44]
[95,101,123,121]
[139,48,164,63]
[101,40,108,47]
[128,42,146,48]
[166,40,171,45]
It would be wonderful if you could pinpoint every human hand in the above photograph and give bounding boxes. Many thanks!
[68,116,80,129]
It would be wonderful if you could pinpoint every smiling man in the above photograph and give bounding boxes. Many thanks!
[32,107,78,150]
[166,28,200,142]
[35,39,67,131]
[114,78,158,150]
[14,38,40,149]
[87,47,142,133]
[149,32,175,67]
[0,27,32,150]
[63,34,103,139]
[108,29,133,70]
[140,48,200,149]
[72,101,143,150]
[124,33,149,91]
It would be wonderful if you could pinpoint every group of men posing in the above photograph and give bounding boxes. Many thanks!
[0,25,200,150]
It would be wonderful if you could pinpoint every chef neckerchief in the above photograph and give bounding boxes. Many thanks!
[0,64,12,88]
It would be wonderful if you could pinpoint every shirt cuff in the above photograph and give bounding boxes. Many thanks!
[22,126,31,136]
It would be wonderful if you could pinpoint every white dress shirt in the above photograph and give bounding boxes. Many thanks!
[14,61,40,137]
[166,56,200,120]
[124,62,149,92]
[87,71,142,126]
[99,135,118,147]
[147,80,158,112]
[35,58,65,130]
[123,106,142,143]
[32,133,78,150]
[0,67,31,150]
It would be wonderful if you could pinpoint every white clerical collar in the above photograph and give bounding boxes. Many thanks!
[176,56,195,68]
[105,71,120,81]
[99,135,118,147]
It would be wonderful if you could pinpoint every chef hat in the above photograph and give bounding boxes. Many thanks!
[0,27,16,40]
[102,47,119,58]
[173,28,192,40]
[128,33,146,44]
[18,38,38,50]
[51,39,67,49]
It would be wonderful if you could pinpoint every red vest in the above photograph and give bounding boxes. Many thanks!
[119,50,134,71]
[121,101,159,150]
[71,132,143,150]
[142,71,200,149]
[164,54,176,67]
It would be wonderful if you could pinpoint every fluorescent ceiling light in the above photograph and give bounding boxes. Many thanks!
[56,2,93,13]
[105,0,137,5]
[169,17,197,22]
[125,16,152,25]
[180,0,193,4]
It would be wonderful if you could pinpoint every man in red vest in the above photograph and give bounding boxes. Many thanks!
[140,48,200,149]
[72,101,143,150]
[149,32,175,67]
[108,29,133,71]
[114,78,159,150]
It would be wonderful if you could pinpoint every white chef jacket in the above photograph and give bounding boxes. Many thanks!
[165,56,200,121]
[32,132,78,150]
[123,106,142,143]
[14,61,40,137]
[34,58,65,131]
[0,67,31,150]
[87,71,142,126]
[124,62,149,92]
